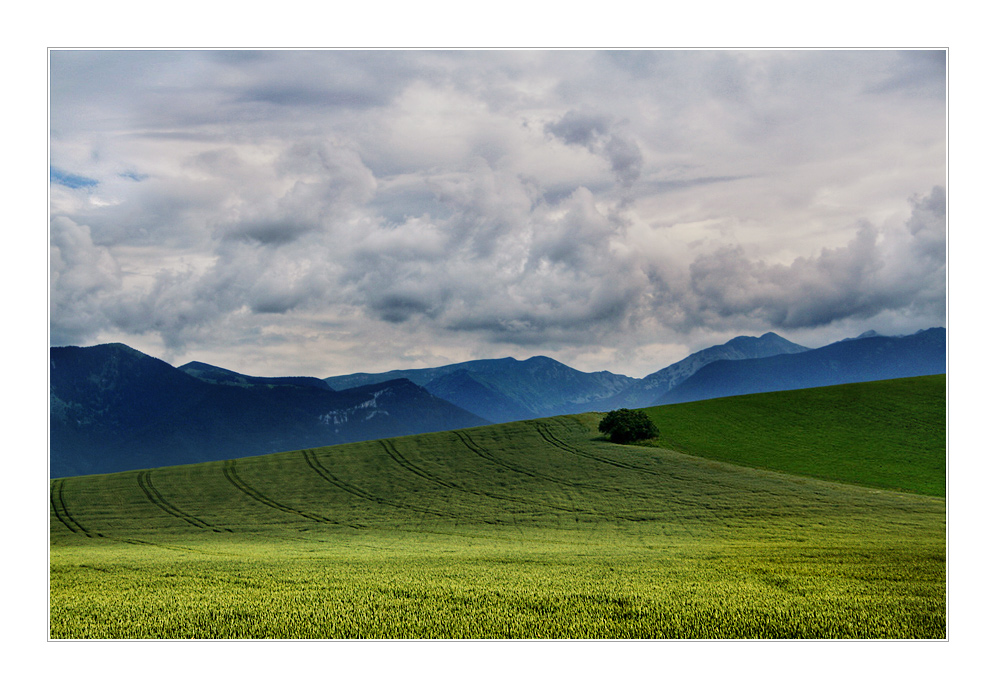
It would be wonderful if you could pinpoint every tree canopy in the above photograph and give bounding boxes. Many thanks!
[598,408,659,444]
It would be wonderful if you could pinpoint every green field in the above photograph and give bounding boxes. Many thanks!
[644,375,946,496]
[50,377,946,639]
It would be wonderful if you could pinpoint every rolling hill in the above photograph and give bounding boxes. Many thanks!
[646,375,946,495]
[50,376,945,639]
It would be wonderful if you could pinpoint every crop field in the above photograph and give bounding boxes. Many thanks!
[50,378,946,639]
[645,375,946,496]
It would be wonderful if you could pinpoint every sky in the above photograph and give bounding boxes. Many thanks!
[49,49,947,378]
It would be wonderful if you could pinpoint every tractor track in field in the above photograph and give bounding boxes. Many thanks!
[222,459,355,528]
[300,449,494,525]
[534,421,661,477]
[454,431,551,481]
[50,479,102,538]
[380,439,642,523]
[454,430,599,521]
[453,430,663,501]
[51,479,218,547]
[530,420,701,532]
[136,471,233,533]
[115,538,209,553]
[380,439,462,491]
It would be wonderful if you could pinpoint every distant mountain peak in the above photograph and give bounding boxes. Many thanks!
[597,331,810,410]
[660,327,946,404]
[525,355,556,363]
[838,330,885,343]
[179,360,332,390]
[726,332,799,346]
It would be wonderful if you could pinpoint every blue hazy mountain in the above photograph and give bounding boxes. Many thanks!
[659,328,946,404]
[178,360,333,390]
[50,343,487,477]
[326,356,637,423]
[597,332,810,410]
[51,327,946,477]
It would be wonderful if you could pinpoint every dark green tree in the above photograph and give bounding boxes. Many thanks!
[598,408,659,444]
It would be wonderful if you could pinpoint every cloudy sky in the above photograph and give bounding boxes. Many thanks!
[49,49,946,378]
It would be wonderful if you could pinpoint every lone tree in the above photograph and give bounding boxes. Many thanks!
[598,408,659,444]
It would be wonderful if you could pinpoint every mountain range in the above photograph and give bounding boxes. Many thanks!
[596,332,811,410]
[658,327,945,404]
[326,355,637,423]
[50,328,945,477]
[50,344,486,478]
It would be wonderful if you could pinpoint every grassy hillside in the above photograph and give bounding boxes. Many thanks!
[50,378,946,639]
[644,375,945,496]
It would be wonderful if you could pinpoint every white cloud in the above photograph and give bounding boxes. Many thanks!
[49,50,947,377]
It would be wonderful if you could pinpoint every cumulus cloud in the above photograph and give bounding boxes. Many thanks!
[50,216,121,342]
[48,50,947,376]
[545,109,611,146]
[545,108,644,188]
[685,186,946,330]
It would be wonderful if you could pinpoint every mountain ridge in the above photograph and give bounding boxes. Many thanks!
[326,354,638,423]
[50,327,946,477]
[179,360,332,390]
[50,343,487,477]
[659,328,945,404]
[596,331,810,409]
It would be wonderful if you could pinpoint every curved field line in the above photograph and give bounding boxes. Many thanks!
[136,471,233,533]
[50,479,100,538]
[454,430,662,500]
[116,538,208,553]
[533,421,706,516]
[534,421,661,477]
[222,459,351,527]
[530,421,706,531]
[301,449,476,523]
[381,439,641,523]
[380,439,462,490]
[454,431,547,480]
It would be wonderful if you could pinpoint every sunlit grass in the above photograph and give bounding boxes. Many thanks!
[51,378,946,639]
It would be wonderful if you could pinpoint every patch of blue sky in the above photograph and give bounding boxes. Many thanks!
[50,167,98,189]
